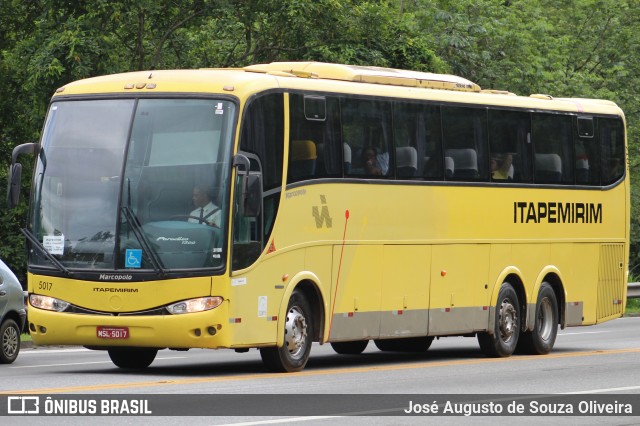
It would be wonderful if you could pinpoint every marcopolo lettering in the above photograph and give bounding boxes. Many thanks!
[514,202,602,224]
[98,274,133,281]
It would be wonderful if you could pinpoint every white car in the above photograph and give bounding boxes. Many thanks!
[0,259,26,363]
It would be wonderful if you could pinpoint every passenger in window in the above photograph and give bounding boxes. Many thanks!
[363,147,389,176]
[189,184,220,227]
[491,153,513,180]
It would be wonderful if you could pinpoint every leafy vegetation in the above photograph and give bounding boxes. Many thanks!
[626,298,640,316]
[1,0,640,283]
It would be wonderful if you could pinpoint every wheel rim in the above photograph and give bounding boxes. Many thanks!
[498,298,517,343]
[537,296,554,341]
[284,305,308,359]
[3,325,18,358]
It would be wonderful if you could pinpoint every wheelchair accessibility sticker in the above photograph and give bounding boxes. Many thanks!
[125,249,142,268]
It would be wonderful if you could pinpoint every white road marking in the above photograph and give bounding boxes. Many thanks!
[558,331,608,336]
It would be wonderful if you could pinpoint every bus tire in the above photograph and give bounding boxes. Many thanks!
[478,283,520,357]
[0,318,20,364]
[517,282,558,355]
[330,340,369,355]
[374,336,433,352]
[260,291,313,372]
[108,348,157,369]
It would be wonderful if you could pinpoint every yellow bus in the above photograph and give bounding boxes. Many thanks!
[8,62,628,372]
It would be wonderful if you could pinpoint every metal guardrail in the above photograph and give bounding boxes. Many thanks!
[628,282,640,299]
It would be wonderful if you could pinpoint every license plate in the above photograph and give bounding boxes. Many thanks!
[97,326,129,339]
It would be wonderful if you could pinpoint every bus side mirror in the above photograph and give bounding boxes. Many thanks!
[7,142,38,208]
[7,163,22,208]
[233,154,262,218]
[242,173,262,217]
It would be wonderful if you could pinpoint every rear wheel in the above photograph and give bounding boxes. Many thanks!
[0,319,20,364]
[517,283,558,355]
[330,340,369,355]
[108,348,157,369]
[374,336,433,352]
[478,283,520,357]
[260,291,313,372]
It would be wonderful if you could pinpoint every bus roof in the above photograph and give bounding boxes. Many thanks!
[243,61,482,92]
[53,62,623,117]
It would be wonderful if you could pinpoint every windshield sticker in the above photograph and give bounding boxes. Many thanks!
[258,296,267,318]
[215,103,224,115]
[43,235,64,255]
[125,249,142,268]
[212,247,222,259]
[232,277,247,286]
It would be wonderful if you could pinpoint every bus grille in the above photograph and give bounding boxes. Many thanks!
[596,243,625,321]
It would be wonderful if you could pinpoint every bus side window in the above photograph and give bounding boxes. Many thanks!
[488,109,532,183]
[600,117,625,185]
[574,116,598,185]
[342,97,393,178]
[289,94,342,181]
[235,93,284,270]
[441,106,488,180]
[532,113,573,184]
[393,101,440,180]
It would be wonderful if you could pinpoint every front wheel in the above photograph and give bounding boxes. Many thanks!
[0,319,20,364]
[260,291,313,372]
[108,348,158,369]
[517,283,558,355]
[478,283,520,357]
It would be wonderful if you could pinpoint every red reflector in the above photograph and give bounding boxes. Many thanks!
[483,306,488,311]
[397,310,403,315]
[444,308,451,313]
[271,316,278,321]
[348,312,354,317]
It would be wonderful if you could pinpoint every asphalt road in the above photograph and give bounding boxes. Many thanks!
[1,317,640,425]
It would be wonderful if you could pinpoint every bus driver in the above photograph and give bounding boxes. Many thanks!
[189,184,220,227]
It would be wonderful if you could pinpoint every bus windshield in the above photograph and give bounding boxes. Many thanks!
[29,98,236,272]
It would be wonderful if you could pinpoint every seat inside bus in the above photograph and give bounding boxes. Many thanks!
[535,153,563,182]
[289,139,317,180]
[395,146,418,177]
[422,156,455,179]
[343,143,352,174]
[445,148,479,179]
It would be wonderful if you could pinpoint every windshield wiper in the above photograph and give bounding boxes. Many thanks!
[121,206,166,277]
[21,228,71,277]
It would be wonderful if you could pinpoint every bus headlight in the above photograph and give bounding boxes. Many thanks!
[166,297,223,314]
[30,294,70,312]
